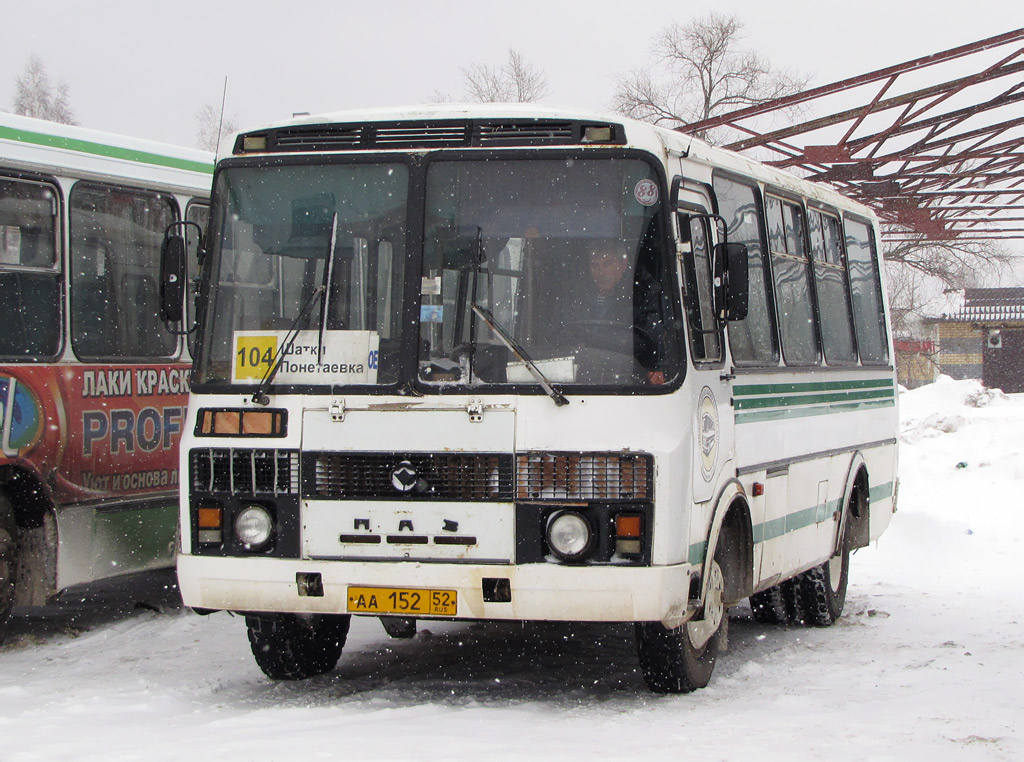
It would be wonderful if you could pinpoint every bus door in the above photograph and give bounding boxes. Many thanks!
[674,183,733,507]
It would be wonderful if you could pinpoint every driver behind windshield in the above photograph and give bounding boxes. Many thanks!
[572,239,666,385]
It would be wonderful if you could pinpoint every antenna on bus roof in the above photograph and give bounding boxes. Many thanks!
[216,76,228,148]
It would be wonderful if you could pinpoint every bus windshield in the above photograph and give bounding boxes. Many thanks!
[193,155,679,391]
[194,161,409,387]
[420,157,676,389]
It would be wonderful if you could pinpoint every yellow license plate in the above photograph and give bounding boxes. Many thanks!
[347,586,458,616]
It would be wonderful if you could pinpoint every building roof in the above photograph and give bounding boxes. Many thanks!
[944,288,1024,323]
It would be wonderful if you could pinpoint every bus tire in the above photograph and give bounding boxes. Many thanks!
[749,584,789,624]
[635,558,727,693]
[0,494,16,641]
[245,613,350,680]
[796,515,850,627]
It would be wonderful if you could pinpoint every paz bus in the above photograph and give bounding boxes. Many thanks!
[167,105,897,692]
[0,112,213,638]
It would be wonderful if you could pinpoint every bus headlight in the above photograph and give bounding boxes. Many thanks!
[235,505,274,550]
[546,511,593,561]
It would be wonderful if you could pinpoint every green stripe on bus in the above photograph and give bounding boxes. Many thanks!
[734,387,894,411]
[736,397,895,424]
[687,481,895,565]
[0,124,214,175]
[733,378,894,396]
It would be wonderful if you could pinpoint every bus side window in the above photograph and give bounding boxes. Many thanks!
[766,195,819,366]
[70,183,178,360]
[712,174,777,365]
[809,210,857,364]
[0,176,62,359]
[678,213,722,363]
[844,216,889,365]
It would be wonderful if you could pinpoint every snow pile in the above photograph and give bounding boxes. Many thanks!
[1,380,1023,760]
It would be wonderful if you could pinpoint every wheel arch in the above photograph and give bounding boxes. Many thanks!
[701,479,754,607]
[838,454,871,552]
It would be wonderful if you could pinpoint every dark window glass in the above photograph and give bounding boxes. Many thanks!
[679,214,721,362]
[713,175,776,364]
[844,217,889,364]
[70,183,178,359]
[0,177,61,359]
[809,211,857,364]
[766,195,818,365]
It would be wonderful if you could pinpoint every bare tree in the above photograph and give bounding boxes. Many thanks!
[195,103,238,152]
[883,235,1013,285]
[12,55,77,124]
[612,13,808,142]
[461,49,549,103]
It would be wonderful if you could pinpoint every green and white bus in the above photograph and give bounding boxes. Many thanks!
[0,112,212,638]
[167,105,897,692]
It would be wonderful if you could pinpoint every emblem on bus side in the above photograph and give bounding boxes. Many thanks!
[698,387,719,482]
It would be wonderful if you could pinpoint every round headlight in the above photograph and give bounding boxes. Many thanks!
[546,511,593,561]
[235,505,274,549]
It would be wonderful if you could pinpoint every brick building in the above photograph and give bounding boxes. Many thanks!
[931,288,1024,393]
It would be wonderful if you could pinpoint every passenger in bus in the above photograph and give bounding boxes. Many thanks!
[572,240,666,384]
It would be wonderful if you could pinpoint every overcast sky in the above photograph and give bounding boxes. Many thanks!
[1,0,1017,148]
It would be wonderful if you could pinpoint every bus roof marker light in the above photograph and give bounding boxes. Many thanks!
[241,135,268,152]
[583,125,613,143]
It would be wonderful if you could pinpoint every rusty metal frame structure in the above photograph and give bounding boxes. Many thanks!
[680,29,1024,244]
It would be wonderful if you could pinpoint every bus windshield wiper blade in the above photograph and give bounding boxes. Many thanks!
[251,285,325,406]
[471,303,568,407]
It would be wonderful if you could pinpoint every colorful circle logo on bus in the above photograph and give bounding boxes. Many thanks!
[0,375,43,458]
[698,386,719,481]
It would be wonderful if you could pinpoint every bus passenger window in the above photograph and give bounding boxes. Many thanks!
[809,210,856,364]
[0,177,61,359]
[844,217,889,365]
[766,195,819,366]
[70,183,178,360]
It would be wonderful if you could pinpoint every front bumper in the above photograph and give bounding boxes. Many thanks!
[177,554,695,627]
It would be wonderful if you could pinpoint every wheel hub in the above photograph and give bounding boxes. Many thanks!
[687,560,724,649]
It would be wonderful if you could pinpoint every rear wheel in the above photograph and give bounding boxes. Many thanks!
[636,558,727,693]
[749,583,788,624]
[797,512,850,626]
[0,494,17,641]
[245,613,351,680]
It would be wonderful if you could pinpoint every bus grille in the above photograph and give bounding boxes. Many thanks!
[190,448,300,495]
[307,452,514,501]
[516,452,652,501]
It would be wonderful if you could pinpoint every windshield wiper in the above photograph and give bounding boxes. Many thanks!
[318,213,339,365]
[471,303,569,407]
[251,285,326,406]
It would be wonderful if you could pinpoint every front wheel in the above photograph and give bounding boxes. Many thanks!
[245,613,351,680]
[636,559,727,693]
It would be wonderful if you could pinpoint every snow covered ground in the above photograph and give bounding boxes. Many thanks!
[2,377,1022,761]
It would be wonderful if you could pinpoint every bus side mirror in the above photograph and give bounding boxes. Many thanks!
[160,233,187,323]
[715,242,748,322]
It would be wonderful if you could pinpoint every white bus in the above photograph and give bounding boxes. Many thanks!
[0,113,213,638]
[168,105,897,692]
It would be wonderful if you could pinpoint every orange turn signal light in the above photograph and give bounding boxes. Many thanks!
[615,514,643,538]
[198,506,223,529]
